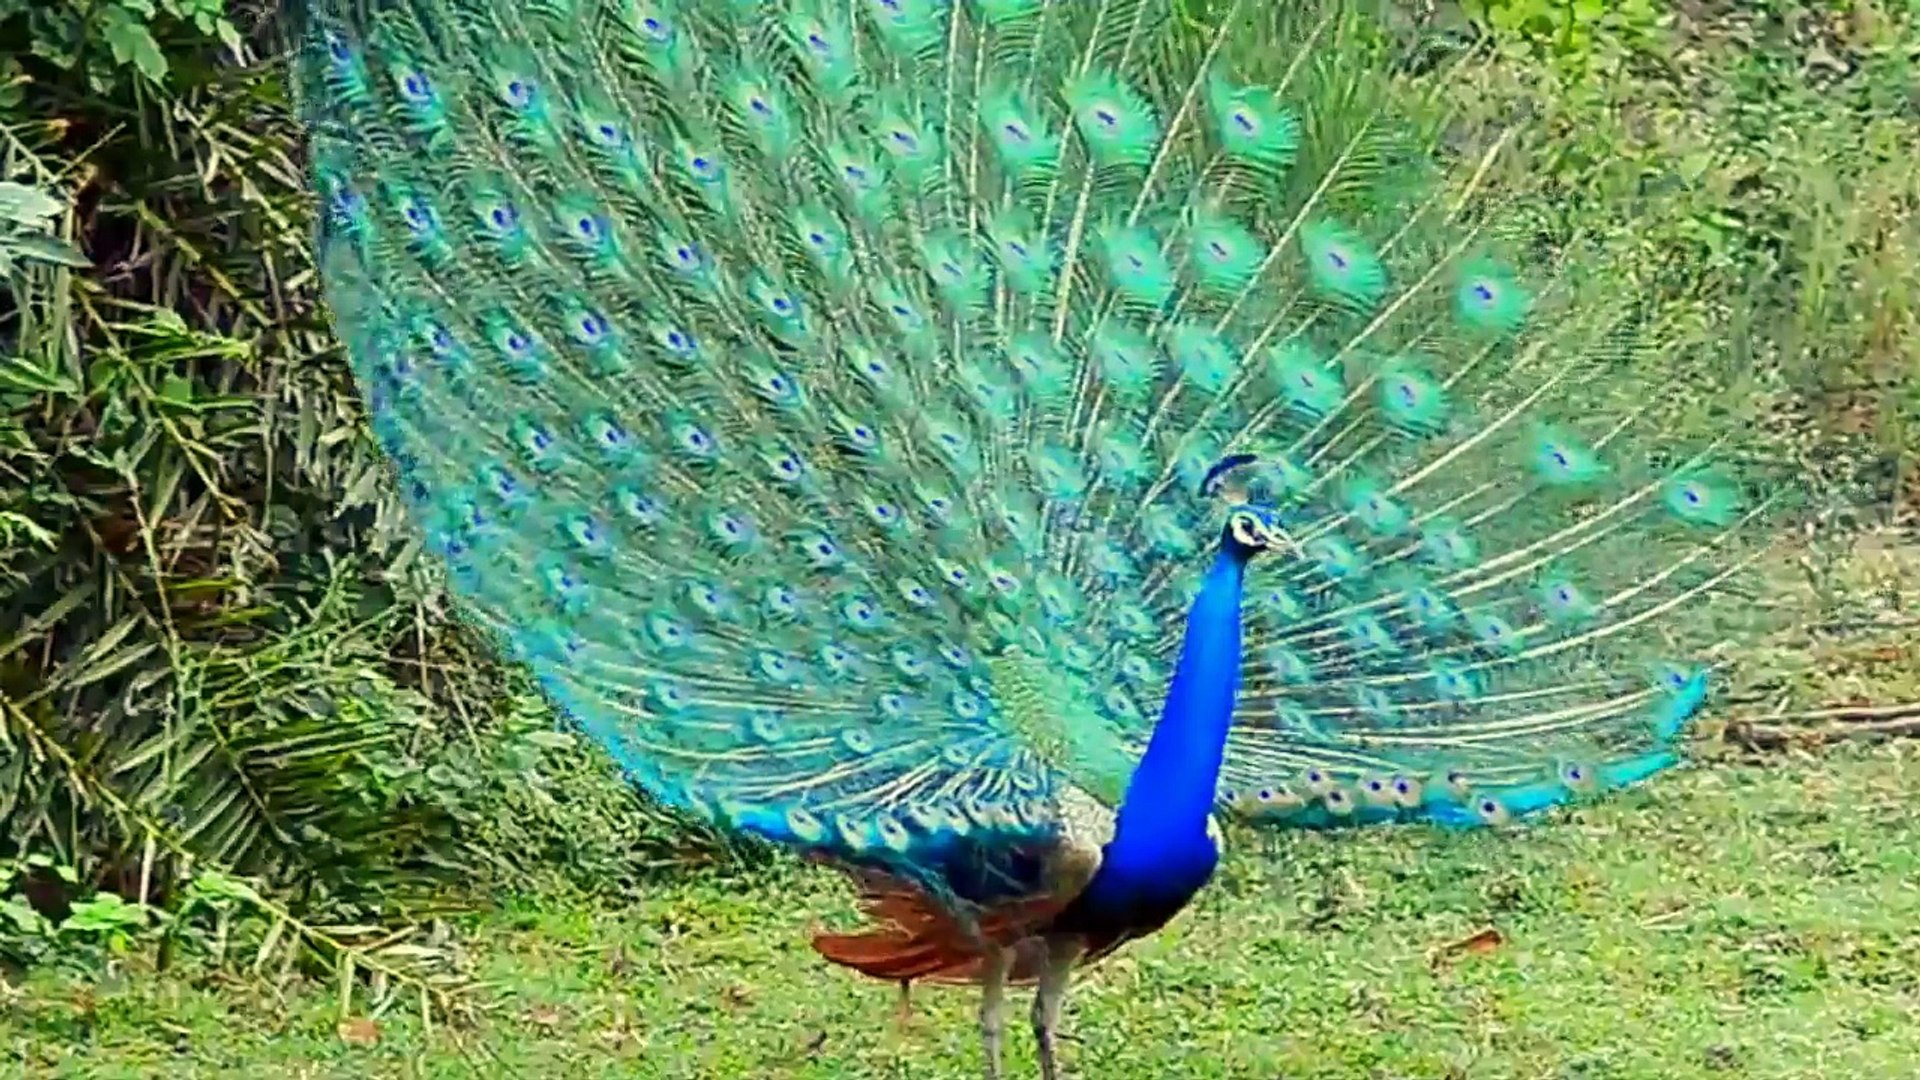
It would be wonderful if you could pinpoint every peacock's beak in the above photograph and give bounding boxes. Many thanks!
[1262,524,1302,557]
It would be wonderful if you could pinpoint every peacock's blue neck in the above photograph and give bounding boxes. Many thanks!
[1106,546,1250,868]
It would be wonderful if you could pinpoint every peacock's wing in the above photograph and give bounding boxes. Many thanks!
[295,0,1786,912]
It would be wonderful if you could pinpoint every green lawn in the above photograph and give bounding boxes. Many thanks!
[8,742,1919,1079]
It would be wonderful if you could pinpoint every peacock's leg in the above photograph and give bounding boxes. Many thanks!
[978,944,1013,1080]
[1031,936,1085,1080]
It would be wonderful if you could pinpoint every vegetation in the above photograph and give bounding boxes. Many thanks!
[0,1,1915,1076]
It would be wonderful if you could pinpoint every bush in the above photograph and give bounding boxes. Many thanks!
[0,0,747,978]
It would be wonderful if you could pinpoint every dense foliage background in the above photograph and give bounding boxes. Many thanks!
[0,0,757,996]
[0,0,1914,1043]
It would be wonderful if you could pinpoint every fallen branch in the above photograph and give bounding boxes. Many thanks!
[1723,700,1920,751]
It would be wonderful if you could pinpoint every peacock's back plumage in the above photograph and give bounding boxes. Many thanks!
[292,0,1778,930]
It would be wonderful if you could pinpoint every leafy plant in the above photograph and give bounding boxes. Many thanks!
[59,892,151,956]
[0,853,72,969]
[0,0,241,92]
[1,852,161,972]
[1463,0,1669,72]
[0,180,86,281]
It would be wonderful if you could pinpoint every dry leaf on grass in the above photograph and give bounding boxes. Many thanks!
[336,1017,379,1047]
[1428,927,1505,970]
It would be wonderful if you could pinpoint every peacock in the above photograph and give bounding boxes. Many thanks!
[288,1,1782,1076]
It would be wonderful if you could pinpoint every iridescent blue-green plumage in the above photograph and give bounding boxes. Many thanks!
[292,0,1778,1052]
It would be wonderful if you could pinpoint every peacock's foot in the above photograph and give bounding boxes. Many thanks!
[892,979,915,1034]
[1033,1009,1070,1080]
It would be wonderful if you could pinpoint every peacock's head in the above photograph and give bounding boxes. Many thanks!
[1201,452,1291,561]
[1222,505,1285,560]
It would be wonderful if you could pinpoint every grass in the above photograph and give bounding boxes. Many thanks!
[8,740,1920,1079]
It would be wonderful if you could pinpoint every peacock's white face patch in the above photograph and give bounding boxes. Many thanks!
[1225,506,1283,553]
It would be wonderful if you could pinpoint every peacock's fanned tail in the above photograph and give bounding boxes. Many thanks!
[292,0,1782,903]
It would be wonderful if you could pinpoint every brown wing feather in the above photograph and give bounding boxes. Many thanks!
[810,877,1070,984]
[811,787,1119,985]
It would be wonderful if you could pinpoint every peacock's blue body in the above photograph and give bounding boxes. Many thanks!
[288,1,1781,1075]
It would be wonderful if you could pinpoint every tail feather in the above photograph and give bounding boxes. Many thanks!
[289,0,1793,903]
